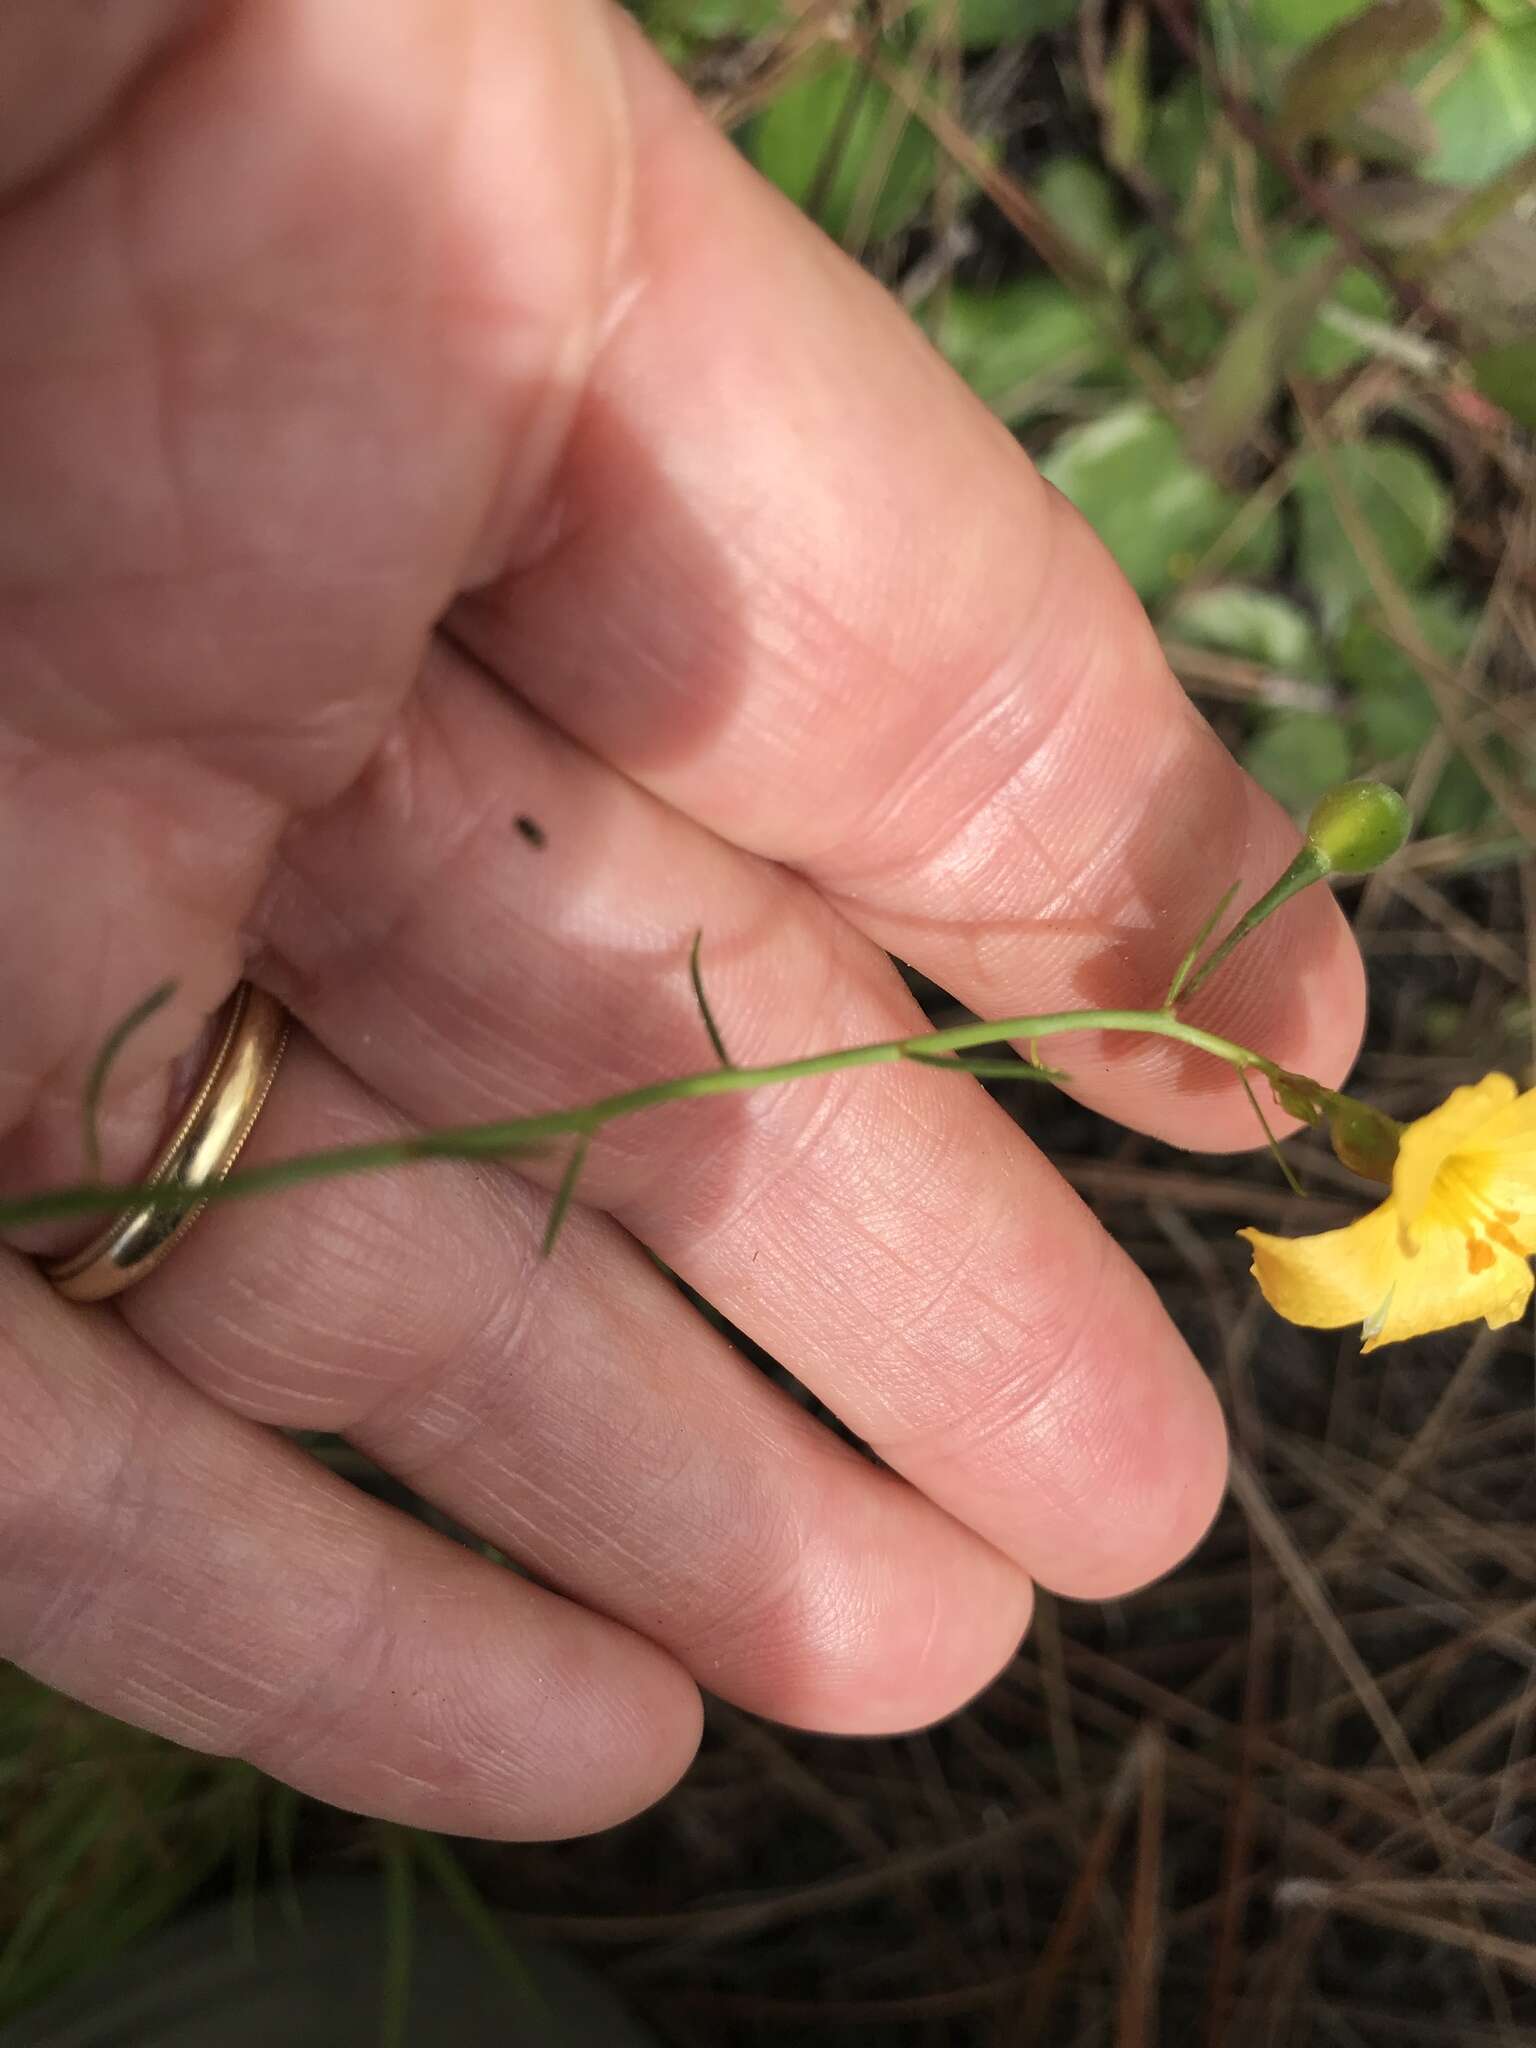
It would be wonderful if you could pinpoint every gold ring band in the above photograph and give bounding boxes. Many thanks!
[43,982,289,1304]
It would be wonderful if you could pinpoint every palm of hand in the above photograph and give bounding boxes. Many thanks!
[0,0,1361,1837]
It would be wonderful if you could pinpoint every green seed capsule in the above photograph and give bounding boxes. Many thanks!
[1305,780,1411,875]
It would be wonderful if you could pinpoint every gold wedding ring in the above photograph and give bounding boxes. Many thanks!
[43,982,289,1304]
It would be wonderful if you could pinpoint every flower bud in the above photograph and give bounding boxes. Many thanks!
[1328,1099,1400,1185]
[1305,780,1411,876]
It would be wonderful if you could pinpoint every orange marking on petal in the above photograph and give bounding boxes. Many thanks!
[1466,1236,1495,1275]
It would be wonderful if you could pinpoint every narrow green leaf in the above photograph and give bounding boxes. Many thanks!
[266,1782,305,1931]
[689,929,733,1068]
[1186,250,1351,472]
[541,1135,591,1257]
[406,1832,542,2011]
[377,1825,415,2048]
[0,1784,120,1998]
[82,980,176,1180]
[1104,4,1148,174]
[1030,156,1130,282]
[1239,1068,1307,1197]
[1165,881,1241,1008]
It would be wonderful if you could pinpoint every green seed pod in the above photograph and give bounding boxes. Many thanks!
[1328,1099,1400,1185]
[1305,780,1411,875]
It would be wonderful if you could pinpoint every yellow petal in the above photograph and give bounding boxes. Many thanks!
[1240,1204,1533,1351]
[1365,1219,1532,1351]
[1241,1204,1398,1330]
[1462,1085,1536,1246]
[1392,1074,1518,1239]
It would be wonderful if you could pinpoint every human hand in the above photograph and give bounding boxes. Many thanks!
[0,0,1363,1839]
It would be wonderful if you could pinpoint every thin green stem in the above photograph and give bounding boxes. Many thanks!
[0,1005,1314,1235]
[1237,1067,1305,1198]
[1179,846,1329,1006]
[1163,881,1239,1009]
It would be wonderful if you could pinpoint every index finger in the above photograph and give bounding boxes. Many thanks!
[454,11,1364,1150]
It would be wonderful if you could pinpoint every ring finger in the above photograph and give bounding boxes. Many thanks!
[121,1025,1037,1735]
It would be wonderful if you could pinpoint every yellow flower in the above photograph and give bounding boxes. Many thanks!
[1240,1074,1536,1352]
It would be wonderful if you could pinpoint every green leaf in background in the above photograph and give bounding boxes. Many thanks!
[1415,13,1536,186]
[1038,403,1280,600]
[1471,338,1536,426]
[929,279,1117,419]
[1282,234,1394,373]
[1292,439,1453,623]
[1162,586,1325,675]
[914,0,1081,45]
[1274,0,1444,147]
[1143,75,1288,240]
[749,52,937,243]
[1329,584,1494,838]
[1243,711,1354,812]
[1029,156,1132,282]
[1423,747,1495,834]
[1335,587,1476,758]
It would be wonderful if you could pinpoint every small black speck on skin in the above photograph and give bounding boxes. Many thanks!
[514,814,546,848]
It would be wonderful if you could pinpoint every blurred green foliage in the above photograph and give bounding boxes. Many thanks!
[0,1673,279,2021]
[636,0,1528,843]
[750,51,939,240]
[1038,404,1282,599]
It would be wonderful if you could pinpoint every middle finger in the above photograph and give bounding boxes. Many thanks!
[253,639,1228,1601]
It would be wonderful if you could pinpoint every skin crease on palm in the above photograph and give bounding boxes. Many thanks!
[0,0,1368,1840]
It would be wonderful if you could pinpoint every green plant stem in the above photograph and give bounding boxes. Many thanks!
[1178,847,1329,1006]
[0,1005,1332,1237]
